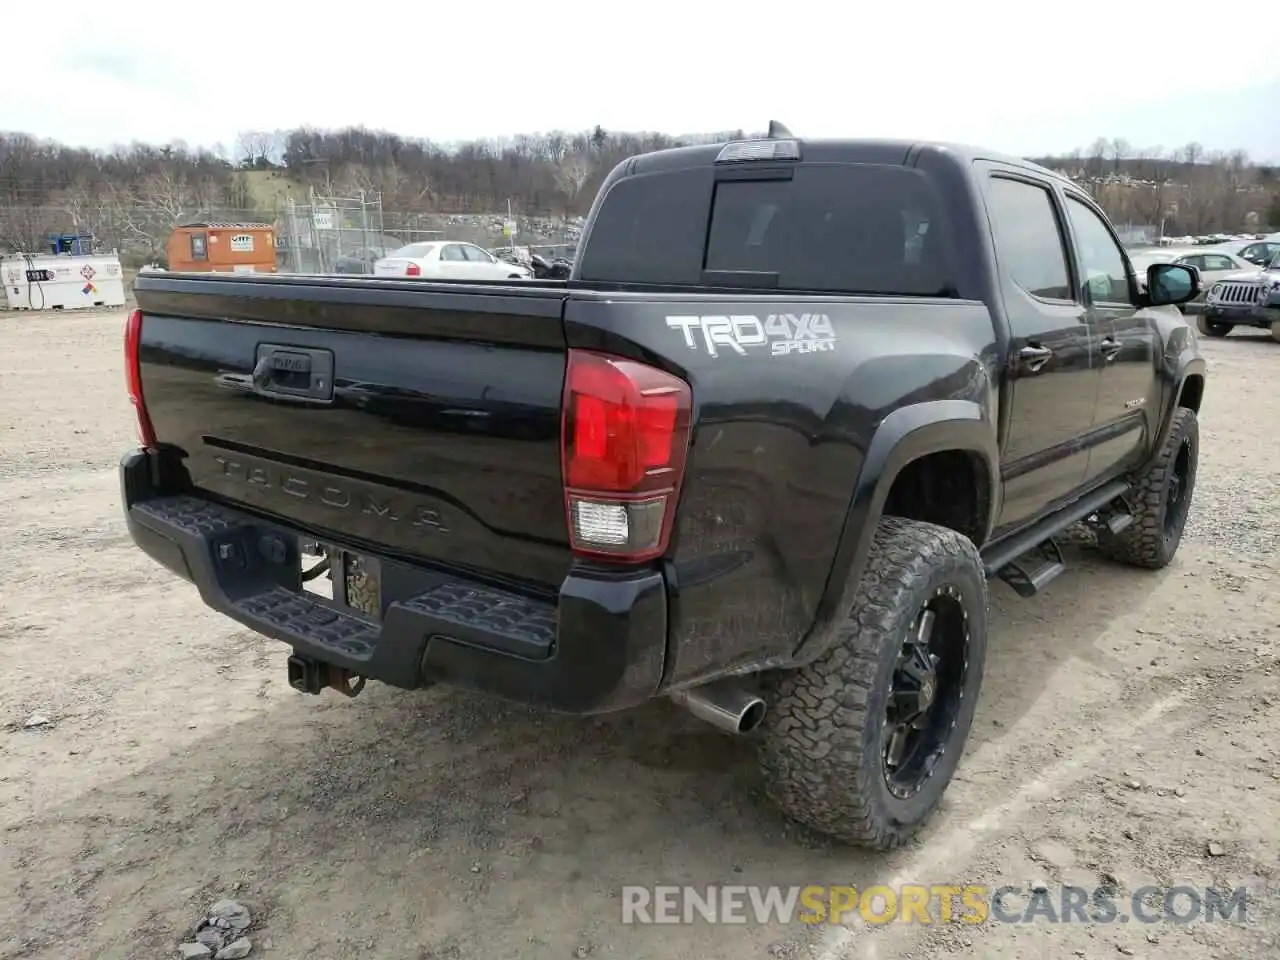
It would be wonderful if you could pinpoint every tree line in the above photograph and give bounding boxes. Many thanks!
[1,126,1278,257]
[1027,137,1280,237]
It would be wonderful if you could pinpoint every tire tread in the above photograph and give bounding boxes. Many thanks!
[758,517,985,851]
[1096,406,1198,569]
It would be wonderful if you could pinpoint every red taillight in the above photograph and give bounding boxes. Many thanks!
[561,350,692,562]
[124,308,157,448]
[405,263,421,277]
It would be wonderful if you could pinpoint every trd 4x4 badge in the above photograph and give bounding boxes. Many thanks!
[666,313,837,358]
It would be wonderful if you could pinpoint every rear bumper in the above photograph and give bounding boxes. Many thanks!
[120,449,668,714]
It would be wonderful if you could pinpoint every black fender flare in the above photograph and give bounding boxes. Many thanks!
[1146,354,1206,470]
[794,399,999,664]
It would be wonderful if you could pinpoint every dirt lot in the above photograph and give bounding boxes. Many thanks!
[1,309,1276,960]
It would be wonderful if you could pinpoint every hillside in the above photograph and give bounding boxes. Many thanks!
[1,124,1278,259]
[240,169,300,212]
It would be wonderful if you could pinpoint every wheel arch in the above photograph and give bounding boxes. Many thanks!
[1146,357,1207,473]
[797,399,999,664]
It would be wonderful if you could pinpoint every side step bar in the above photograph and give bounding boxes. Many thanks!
[981,479,1132,598]
[998,538,1066,599]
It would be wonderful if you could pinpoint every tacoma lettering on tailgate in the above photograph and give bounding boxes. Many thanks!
[212,455,449,533]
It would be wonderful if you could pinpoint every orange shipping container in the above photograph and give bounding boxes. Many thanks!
[167,222,278,274]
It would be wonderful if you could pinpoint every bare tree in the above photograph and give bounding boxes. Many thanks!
[235,131,283,170]
[1109,137,1131,176]
[546,132,567,165]
[554,152,592,215]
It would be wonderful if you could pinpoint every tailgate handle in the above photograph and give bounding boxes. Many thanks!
[252,344,335,402]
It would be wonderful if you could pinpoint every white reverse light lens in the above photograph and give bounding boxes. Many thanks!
[568,496,670,555]
[571,499,629,546]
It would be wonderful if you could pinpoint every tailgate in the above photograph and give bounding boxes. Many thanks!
[134,274,572,589]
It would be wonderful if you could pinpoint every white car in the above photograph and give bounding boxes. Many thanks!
[373,241,532,281]
[1129,248,1255,309]
[1168,250,1256,289]
[1205,238,1280,268]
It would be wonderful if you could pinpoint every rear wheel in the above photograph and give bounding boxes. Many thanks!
[1097,407,1198,569]
[758,517,987,850]
[1196,315,1231,338]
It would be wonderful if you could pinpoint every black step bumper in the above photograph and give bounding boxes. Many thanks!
[120,449,668,713]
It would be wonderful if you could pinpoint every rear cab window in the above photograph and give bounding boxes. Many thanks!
[577,162,953,296]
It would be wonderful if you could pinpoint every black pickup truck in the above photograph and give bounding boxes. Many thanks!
[121,125,1206,850]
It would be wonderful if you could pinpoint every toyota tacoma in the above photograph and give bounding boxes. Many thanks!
[120,124,1207,850]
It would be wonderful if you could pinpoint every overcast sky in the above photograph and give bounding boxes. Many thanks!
[7,1,1279,161]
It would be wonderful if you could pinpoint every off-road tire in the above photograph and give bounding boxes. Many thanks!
[1271,319,1280,344]
[1196,315,1231,338]
[1096,407,1198,569]
[757,517,987,851]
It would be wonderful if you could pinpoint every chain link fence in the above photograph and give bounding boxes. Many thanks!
[276,196,582,274]
[0,196,583,274]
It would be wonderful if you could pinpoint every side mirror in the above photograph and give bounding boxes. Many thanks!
[1145,262,1199,307]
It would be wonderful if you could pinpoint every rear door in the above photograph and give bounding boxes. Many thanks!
[978,168,1100,531]
[1194,252,1242,288]
[460,243,507,279]
[436,243,472,279]
[1059,190,1158,485]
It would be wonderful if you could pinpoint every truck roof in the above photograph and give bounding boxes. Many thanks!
[626,137,1070,186]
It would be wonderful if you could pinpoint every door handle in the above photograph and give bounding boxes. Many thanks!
[1019,344,1053,373]
[1100,337,1123,361]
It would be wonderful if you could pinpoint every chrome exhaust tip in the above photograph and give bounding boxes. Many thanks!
[670,679,767,735]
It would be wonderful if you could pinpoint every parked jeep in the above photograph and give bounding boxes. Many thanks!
[1197,250,1280,341]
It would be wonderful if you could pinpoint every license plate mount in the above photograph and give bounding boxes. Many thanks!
[299,539,382,619]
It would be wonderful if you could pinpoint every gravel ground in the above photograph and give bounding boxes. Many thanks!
[0,309,1276,960]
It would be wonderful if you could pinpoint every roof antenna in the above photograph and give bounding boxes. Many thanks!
[767,120,793,139]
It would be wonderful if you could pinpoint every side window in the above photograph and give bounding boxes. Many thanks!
[461,245,493,263]
[1178,255,1204,270]
[440,244,466,262]
[1202,255,1234,271]
[190,233,208,261]
[985,177,1072,300]
[1063,196,1130,304]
